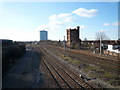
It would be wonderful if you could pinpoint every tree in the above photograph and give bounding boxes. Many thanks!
[95,31,109,54]
[95,32,109,40]
[84,37,87,41]
[83,37,88,49]
[58,40,61,46]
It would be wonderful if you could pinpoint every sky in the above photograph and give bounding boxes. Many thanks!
[0,2,119,41]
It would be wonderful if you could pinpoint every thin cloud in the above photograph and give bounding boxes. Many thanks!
[103,23,110,26]
[112,21,119,26]
[37,25,48,31]
[103,21,119,26]
[66,25,87,30]
[0,3,2,11]
[72,8,98,18]
[48,21,63,26]
[99,29,108,32]
[49,13,75,23]
[99,29,118,33]
[80,25,88,29]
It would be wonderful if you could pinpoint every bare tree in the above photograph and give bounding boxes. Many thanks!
[95,32,109,40]
[84,37,87,41]
[95,31,109,54]
[83,38,88,49]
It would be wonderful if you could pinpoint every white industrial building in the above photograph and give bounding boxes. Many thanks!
[107,42,120,53]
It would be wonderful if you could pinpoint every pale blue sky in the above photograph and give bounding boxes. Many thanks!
[0,2,118,41]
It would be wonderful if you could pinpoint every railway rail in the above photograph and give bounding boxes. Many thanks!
[42,44,119,74]
[65,50,119,74]
[38,45,96,89]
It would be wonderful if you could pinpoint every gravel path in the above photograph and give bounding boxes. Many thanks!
[2,45,43,88]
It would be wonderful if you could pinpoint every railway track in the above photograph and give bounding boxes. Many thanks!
[38,45,95,89]
[65,50,119,74]
[43,44,119,74]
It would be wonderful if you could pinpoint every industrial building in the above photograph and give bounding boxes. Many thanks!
[66,26,81,48]
[40,30,48,41]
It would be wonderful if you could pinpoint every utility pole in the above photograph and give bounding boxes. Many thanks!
[63,36,66,57]
[100,37,102,55]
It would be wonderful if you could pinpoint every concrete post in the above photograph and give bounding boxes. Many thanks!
[100,37,102,55]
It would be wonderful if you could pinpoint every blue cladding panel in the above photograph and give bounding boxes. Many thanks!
[40,31,48,40]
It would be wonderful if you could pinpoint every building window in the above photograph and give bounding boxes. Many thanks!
[113,45,120,50]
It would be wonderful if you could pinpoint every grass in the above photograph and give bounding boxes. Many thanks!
[57,53,81,64]
[48,49,56,54]
[103,72,115,78]
[80,64,90,68]
[86,66,120,87]
[107,79,120,86]
[102,72,120,86]
[87,66,97,71]
[68,60,80,64]
[81,50,92,53]
[57,53,72,60]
